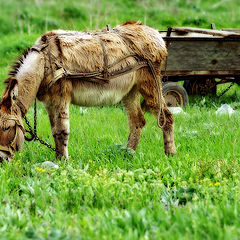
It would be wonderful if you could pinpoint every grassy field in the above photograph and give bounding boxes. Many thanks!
[1,0,240,239]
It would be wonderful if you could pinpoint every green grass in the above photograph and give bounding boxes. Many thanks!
[2,97,240,239]
[1,0,240,239]
[1,0,240,36]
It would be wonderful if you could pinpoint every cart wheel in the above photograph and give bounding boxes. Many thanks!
[183,79,217,95]
[162,82,189,107]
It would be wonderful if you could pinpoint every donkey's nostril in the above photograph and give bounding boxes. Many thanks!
[0,155,6,163]
[0,151,11,163]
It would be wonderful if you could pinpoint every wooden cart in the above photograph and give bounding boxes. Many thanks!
[159,27,240,107]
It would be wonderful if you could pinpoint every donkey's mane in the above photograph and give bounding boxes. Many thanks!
[7,48,34,81]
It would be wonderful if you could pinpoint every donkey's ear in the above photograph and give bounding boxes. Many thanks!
[9,79,18,100]
[1,78,18,110]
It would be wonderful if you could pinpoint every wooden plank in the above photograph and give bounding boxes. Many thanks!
[172,27,240,37]
[163,40,240,72]
[161,70,240,76]
[222,29,240,34]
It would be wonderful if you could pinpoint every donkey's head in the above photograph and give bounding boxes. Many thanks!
[0,78,25,162]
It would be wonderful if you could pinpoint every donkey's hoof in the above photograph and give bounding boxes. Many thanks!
[165,147,177,156]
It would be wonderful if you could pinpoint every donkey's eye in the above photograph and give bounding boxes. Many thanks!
[3,126,10,131]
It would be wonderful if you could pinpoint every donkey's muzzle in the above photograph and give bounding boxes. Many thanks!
[0,150,12,163]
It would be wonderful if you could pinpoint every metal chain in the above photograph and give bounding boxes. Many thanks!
[34,99,37,136]
[218,82,234,98]
[23,100,57,153]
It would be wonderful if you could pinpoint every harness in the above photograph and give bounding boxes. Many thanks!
[49,54,155,85]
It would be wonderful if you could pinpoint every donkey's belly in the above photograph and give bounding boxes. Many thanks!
[71,77,135,106]
[72,88,126,106]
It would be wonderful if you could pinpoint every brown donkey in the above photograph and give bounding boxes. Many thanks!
[0,21,176,161]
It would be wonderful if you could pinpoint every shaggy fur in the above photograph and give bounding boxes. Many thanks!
[0,21,176,160]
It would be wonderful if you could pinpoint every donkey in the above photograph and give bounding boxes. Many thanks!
[0,21,176,161]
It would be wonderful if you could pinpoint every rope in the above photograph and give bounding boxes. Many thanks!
[97,37,109,79]
[147,60,166,128]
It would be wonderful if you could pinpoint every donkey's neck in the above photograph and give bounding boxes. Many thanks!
[15,51,45,113]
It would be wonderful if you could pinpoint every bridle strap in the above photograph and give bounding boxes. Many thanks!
[0,145,13,154]
[0,138,14,158]
[8,116,25,133]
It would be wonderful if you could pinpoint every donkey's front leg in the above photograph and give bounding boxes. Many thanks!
[46,102,70,159]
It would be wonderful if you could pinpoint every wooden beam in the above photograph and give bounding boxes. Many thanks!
[172,27,240,37]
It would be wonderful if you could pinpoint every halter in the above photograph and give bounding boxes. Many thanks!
[0,116,25,158]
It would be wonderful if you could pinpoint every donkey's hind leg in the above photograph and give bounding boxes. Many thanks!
[122,85,146,151]
[139,71,176,155]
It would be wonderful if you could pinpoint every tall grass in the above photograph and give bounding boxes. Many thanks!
[0,0,240,36]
